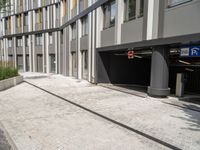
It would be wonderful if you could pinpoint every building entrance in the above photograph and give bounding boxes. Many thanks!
[169,53,200,95]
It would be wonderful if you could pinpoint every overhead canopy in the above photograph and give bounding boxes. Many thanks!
[97,32,200,52]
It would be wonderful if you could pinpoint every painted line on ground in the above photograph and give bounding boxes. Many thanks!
[25,81,181,150]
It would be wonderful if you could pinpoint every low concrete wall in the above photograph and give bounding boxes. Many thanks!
[0,76,23,91]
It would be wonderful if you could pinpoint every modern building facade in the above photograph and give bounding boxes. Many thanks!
[0,0,200,97]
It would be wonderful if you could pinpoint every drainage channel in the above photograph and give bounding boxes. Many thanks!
[25,81,181,150]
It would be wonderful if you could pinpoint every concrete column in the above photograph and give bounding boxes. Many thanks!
[32,34,36,72]
[148,46,170,97]
[45,33,50,74]
[57,31,61,74]
[22,36,26,72]
[77,19,82,79]
[42,33,46,73]
[115,0,124,44]
[55,31,58,74]
[63,28,67,76]
[88,12,92,82]
[13,38,17,67]
[68,26,72,76]
[146,0,165,40]
[28,35,33,72]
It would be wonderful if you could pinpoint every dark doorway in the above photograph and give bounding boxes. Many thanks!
[37,54,43,72]
[17,55,23,71]
[49,54,56,73]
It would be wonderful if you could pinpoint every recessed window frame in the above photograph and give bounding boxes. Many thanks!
[35,34,43,46]
[49,32,53,44]
[81,15,89,37]
[71,23,76,40]
[103,0,116,29]
[16,37,22,47]
[8,38,12,48]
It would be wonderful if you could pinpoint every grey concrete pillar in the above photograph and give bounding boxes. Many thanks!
[148,46,170,97]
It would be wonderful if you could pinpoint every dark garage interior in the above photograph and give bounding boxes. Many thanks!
[169,55,200,95]
[97,50,151,87]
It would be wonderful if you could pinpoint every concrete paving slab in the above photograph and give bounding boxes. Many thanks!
[23,73,200,150]
[0,79,170,150]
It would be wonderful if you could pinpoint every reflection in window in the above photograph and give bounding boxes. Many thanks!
[71,23,76,40]
[168,0,192,7]
[81,16,88,36]
[103,1,116,29]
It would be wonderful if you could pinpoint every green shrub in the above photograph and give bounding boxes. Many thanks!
[0,63,18,80]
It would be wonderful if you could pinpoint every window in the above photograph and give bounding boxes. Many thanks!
[71,0,77,17]
[124,0,144,21]
[79,0,88,12]
[124,0,136,21]
[103,1,116,29]
[8,38,12,48]
[24,12,28,26]
[5,18,8,30]
[81,16,88,36]
[16,14,22,28]
[36,9,42,24]
[35,34,43,46]
[17,37,22,47]
[25,35,29,47]
[60,30,63,44]
[168,0,192,7]
[49,32,53,44]
[139,0,144,17]
[71,23,76,40]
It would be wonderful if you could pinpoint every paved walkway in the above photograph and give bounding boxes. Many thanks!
[0,73,200,150]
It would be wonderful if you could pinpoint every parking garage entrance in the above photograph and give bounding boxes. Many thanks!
[169,48,200,95]
[97,50,151,92]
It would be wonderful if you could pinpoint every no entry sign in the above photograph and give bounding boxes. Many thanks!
[128,50,134,59]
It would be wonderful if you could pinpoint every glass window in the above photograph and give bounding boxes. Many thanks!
[71,23,76,40]
[110,1,116,26]
[8,38,12,48]
[103,1,116,29]
[81,16,88,36]
[168,0,192,7]
[49,32,53,44]
[25,36,29,47]
[61,30,63,44]
[24,12,28,26]
[35,34,43,46]
[124,0,136,21]
[139,0,144,17]
[17,37,22,47]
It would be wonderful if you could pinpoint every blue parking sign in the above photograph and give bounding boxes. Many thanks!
[180,46,200,57]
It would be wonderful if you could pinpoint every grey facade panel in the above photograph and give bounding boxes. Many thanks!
[101,27,115,47]
[35,46,43,54]
[49,45,55,54]
[25,47,29,54]
[71,39,77,52]
[121,18,143,44]
[16,47,23,55]
[8,48,13,55]
[80,35,89,50]
[163,1,200,37]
